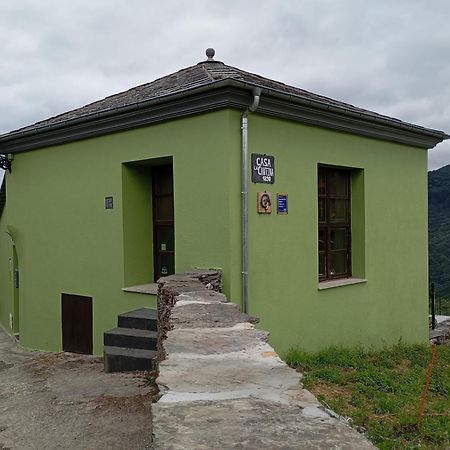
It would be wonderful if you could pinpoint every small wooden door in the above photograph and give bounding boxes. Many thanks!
[62,293,93,354]
[153,165,175,280]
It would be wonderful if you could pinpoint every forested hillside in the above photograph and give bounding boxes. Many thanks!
[429,164,450,298]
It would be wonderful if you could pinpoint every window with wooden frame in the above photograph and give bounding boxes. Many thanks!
[318,166,351,281]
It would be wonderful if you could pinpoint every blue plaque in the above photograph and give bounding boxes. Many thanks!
[277,193,288,214]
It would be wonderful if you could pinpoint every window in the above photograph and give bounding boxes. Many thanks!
[318,167,351,281]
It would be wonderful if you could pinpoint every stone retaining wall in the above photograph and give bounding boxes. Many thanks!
[156,269,223,362]
[153,270,375,449]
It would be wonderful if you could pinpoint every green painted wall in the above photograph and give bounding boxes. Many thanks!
[0,207,15,333]
[122,163,154,287]
[1,107,430,356]
[239,112,429,354]
[4,110,236,354]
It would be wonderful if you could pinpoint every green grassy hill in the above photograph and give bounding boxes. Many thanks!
[428,164,450,298]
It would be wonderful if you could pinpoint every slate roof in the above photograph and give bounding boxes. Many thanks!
[1,54,448,151]
[7,60,440,135]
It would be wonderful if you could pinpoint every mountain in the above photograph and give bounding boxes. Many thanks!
[428,164,450,298]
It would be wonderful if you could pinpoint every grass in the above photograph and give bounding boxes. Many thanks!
[285,343,450,449]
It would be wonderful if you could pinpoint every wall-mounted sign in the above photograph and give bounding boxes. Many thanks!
[277,193,288,215]
[252,154,275,184]
[257,192,272,214]
[105,196,114,209]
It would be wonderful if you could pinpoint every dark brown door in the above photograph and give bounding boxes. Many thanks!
[153,165,175,280]
[62,293,93,354]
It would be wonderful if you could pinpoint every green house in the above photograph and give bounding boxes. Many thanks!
[0,50,448,356]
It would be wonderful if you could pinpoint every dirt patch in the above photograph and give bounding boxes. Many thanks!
[312,382,354,402]
[94,393,152,414]
[393,358,411,373]
[310,381,361,419]
[0,361,13,372]
[0,329,155,449]
[24,352,104,376]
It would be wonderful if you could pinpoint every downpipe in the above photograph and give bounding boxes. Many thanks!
[241,89,261,314]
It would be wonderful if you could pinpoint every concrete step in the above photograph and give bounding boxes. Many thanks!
[104,327,157,350]
[118,308,157,331]
[104,346,157,373]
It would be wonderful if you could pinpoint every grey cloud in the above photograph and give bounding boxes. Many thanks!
[0,0,449,170]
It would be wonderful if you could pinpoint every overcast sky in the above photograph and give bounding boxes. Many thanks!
[1,0,449,183]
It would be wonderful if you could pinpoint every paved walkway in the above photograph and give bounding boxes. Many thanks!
[0,327,153,449]
[430,317,450,343]
[153,273,376,449]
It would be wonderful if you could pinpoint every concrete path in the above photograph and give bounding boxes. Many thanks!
[430,317,450,343]
[0,327,153,449]
[153,273,376,449]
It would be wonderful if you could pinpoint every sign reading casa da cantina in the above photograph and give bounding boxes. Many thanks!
[252,153,275,184]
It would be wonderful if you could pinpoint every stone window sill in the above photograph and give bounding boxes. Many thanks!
[318,277,367,290]
[122,283,158,295]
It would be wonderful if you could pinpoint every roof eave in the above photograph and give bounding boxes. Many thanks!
[0,81,251,153]
[229,78,449,148]
[0,78,448,154]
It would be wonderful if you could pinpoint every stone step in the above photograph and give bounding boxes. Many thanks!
[118,308,157,331]
[104,327,157,350]
[104,346,157,373]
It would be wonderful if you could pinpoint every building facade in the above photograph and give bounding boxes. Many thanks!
[0,51,448,355]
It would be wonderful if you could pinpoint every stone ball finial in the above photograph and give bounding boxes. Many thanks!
[206,48,215,61]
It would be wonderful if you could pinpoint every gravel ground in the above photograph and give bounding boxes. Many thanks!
[0,327,155,450]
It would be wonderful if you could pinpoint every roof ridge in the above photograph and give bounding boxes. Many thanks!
[215,62,371,114]
[8,64,204,134]
[199,64,215,81]
[125,64,200,91]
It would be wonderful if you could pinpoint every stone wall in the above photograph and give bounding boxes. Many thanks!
[153,270,375,449]
[156,269,223,362]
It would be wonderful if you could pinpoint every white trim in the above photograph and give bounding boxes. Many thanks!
[318,278,367,290]
[122,283,158,295]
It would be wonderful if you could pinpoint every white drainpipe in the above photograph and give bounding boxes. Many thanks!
[241,88,261,314]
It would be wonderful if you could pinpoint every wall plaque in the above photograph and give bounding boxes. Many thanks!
[257,192,272,214]
[277,193,288,214]
[105,196,114,209]
[251,154,275,184]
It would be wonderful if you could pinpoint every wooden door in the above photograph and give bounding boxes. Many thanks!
[61,293,93,354]
[153,165,175,280]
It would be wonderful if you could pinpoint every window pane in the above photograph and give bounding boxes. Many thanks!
[328,170,348,196]
[318,169,326,196]
[330,250,348,275]
[317,166,352,281]
[318,199,326,222]
[330,228,348,251]
[319,254,326,277]
[328,199,348,223]
[318,228,326,252]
